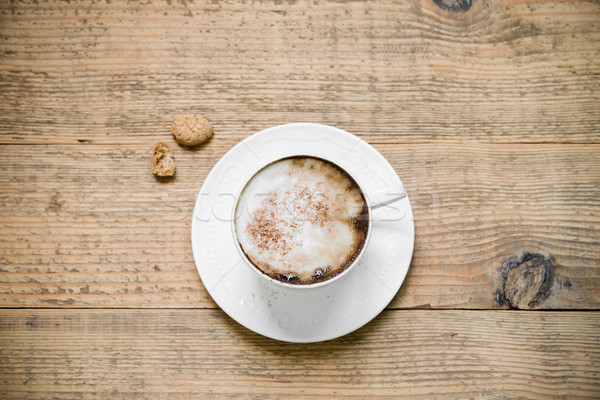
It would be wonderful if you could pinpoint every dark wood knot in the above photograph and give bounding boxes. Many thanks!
[495,252,559,309]
[432,0,473,13]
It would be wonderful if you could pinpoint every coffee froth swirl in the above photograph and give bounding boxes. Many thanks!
[235,156,368,285]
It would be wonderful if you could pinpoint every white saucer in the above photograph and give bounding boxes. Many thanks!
[191,123,414,342]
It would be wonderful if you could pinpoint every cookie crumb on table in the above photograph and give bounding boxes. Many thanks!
[171,115,213,146]
[152,141,176,177]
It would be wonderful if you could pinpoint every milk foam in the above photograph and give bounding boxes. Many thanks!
[235,157,367,284]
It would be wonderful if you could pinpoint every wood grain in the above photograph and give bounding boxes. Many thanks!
[0,0,599,396]
[1,0,599,145]
[0,309,598,399]
[0,143,598,309]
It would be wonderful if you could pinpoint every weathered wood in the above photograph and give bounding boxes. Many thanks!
[0,0,599,396]
[0,0,599,145]
[0,144,597,309]
[0,309,598,399]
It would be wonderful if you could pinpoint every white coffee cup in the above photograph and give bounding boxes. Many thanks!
[231,153,406,289]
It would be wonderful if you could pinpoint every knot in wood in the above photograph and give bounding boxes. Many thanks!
[432,0,473,13]
[501,252,557,309]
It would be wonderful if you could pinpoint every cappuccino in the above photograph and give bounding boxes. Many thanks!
[235,156,368,285]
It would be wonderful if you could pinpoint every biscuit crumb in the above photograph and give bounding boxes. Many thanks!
[171,115,213,146]
[152,141,175,177]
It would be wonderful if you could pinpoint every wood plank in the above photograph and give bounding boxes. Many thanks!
[0,309,598,399]
[0,143,598,309]
[1,0,599,145]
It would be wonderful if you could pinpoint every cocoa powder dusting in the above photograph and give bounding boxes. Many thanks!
[246,184,329,260]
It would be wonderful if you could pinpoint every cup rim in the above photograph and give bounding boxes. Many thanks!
[230,153,373,289]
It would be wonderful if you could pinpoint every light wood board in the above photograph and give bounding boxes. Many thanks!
[0,143,597,309]
[0,0,599,145]
[1,309,599,399]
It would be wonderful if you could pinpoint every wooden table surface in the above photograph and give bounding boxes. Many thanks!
[1,0,599,398]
